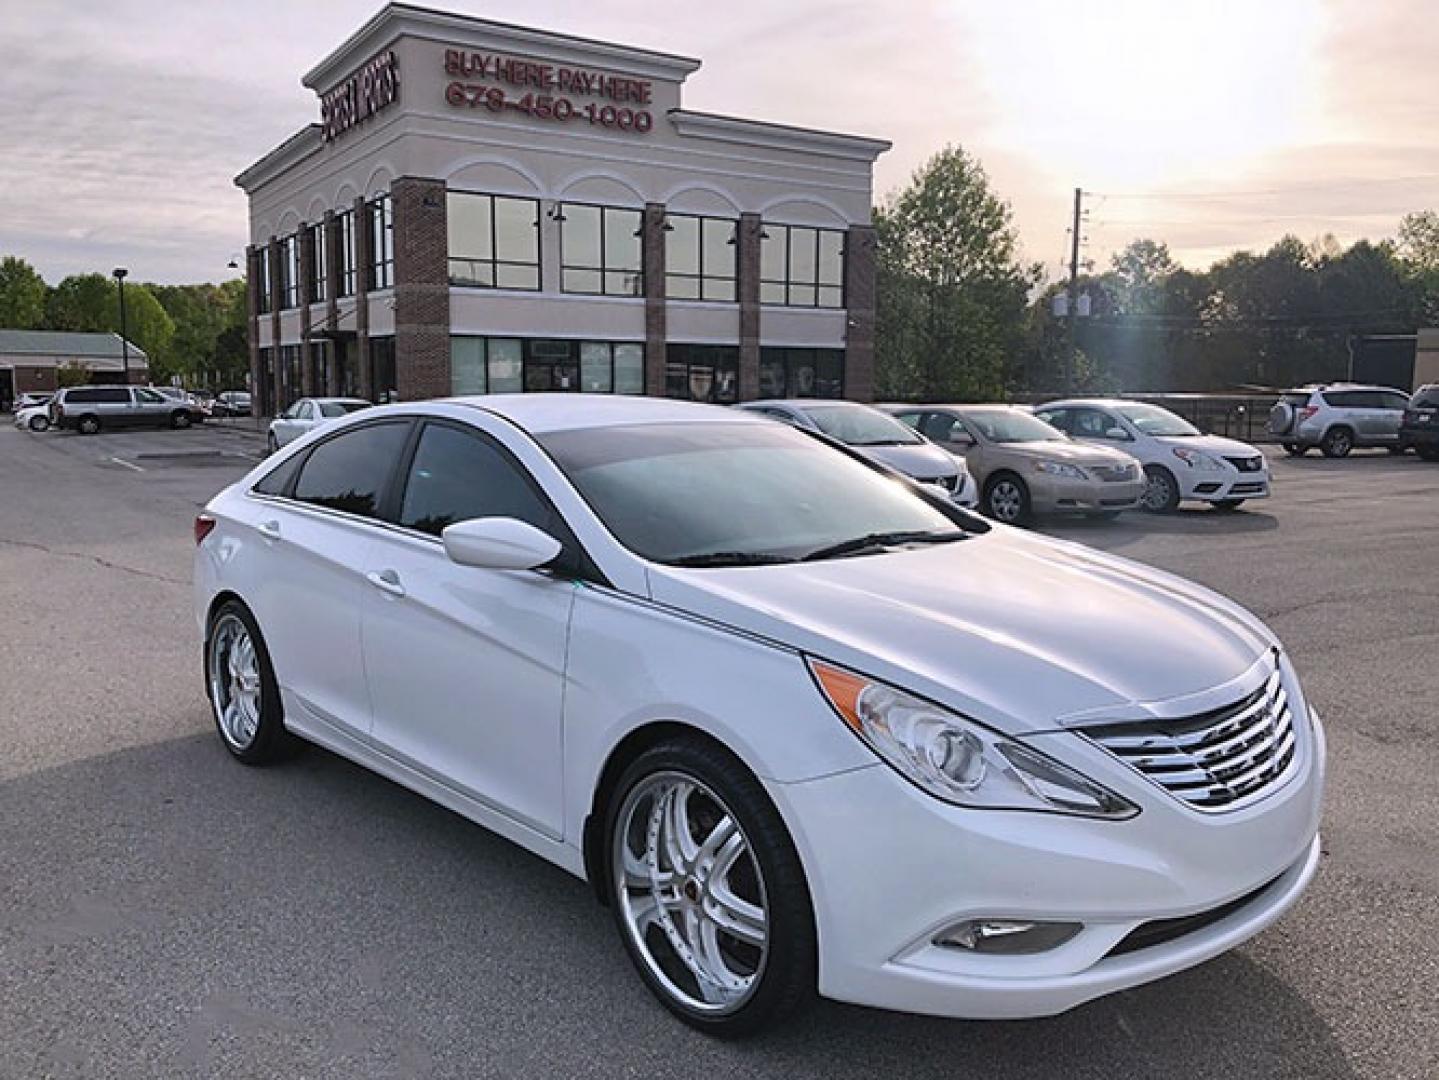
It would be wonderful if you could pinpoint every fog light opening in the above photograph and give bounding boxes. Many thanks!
[934,919,1082,954]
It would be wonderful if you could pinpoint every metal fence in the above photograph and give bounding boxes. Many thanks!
[1013,392,1282,443]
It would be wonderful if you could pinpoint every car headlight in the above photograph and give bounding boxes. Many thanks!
[809,660,1137,819]
[1172,447,1222,469]
[1034,460,1088,480]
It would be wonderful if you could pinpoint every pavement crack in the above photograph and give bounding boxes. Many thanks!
[0,535,187,586]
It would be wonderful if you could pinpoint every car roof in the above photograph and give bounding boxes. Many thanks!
[310,397,370,405]
[741,399,873,411]
[453,393,773,435]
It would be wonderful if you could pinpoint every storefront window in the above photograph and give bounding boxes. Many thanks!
[451,336,487,395]
[561,204,643,296]
[313,339,332,394]
[279,235,300,309]
[760,224,844,308]
[666,344,739,404]
[280,344,302,408]
[759,347,844,398]
[615,343,644,394]
[337,210,356,298]
[370,337,397,402]
[665,215,736,301]
[447,192,541,290]
[368,195,393,291]
[310,222,327,303]
[488,339,524,392]
[257,247,272,314]
[449,337,645,396]
[580,341,612,392]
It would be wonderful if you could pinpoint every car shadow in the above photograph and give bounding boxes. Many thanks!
[1038,505,1280,552]
[0,732,1355,1078]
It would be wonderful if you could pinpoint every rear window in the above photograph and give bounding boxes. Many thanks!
[1280,392,1311,408]
[1411,387,1439,408]
[319,401,370,418]
[64,387,129,404]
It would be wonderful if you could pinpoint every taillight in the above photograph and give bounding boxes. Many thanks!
[194,514,216,546]
[1298,406,1318,422]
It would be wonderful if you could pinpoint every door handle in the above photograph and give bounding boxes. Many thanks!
[366,569,406,597]
[257,520,282,541]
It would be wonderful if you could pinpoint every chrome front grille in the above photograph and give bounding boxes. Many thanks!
[1082,667,1298,811]
[1092,463,1137,482]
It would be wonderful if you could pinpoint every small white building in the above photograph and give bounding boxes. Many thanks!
[234,2,889,416]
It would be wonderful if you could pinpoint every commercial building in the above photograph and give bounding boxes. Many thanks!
[0,330,148,404]
[235,2,889,417]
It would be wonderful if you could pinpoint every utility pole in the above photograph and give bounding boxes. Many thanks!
[1066,187,1083,393]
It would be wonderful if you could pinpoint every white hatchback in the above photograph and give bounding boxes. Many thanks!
[195,395,1322,1034]
[1037,399,1271,512]
[267,397,371,452]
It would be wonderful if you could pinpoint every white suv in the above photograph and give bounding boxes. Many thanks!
[1268,383,1411,457]
[1036,399,1270,512]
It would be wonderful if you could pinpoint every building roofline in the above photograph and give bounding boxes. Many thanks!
[0,329,149,362]
[235,124,325,193]
[303,2,702,91]
[668,109,891,162]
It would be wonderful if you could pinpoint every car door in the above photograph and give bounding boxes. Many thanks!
[272,400,305,445]
[132,387,170,427]
[246,419,413,739]
[360,418,577,838]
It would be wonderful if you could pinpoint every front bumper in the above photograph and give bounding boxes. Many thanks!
[1029,472,1145,515]
[1177,466,1271,502]
[769,708,1325,1020]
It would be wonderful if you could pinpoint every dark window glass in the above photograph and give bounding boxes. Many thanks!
[368,195,393,290]
[448,192,540,290]
[1411,386,1439,408]
[665,214,736,302]
[337,211,356,297]
[399,423,552,537]
[278,235,300,309]
[292,422,409,519]
[1322,391,1362,408]
[666,345,739,404]
[310,222,327,303]
[760,224,846,308]
[1379,392,1411,411]
[561,204,642,296]
[370,338,397,403]
[257,247,273,313]
[759,347,844,398]
[253,451,305,496]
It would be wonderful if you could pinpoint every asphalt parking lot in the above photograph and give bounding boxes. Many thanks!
[1,424,1435,1079]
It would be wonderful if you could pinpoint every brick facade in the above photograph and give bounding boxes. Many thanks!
[642,202,668,397]
[737,212,763,401]
[391,177,452,401]
[245,244,261,411]
[267,236,283,411]
[352,195,372,400]
[843,224,877,403]
[297,224,317,396]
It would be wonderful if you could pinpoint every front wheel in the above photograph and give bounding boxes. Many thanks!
[1141,465,1181,513]
[77,416,101,435]
[206,601,293,764]
[171,410,193,429]
[606,739,815,1035]
[28,415,49,432]
[983,474,1032,525]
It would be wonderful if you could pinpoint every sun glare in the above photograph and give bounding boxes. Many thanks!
[958,0,1326,191]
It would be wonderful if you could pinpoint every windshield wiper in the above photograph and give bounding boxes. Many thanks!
[801,529,968,562]
[850,438,914,446]
[668,551,795,568]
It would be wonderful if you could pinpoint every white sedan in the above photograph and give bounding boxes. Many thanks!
[194,395,1323,1034]
[14,404,51,432]
[266,397,370,452]
[1036,399,1271,511]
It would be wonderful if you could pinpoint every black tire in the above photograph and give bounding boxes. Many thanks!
[27,414,49,432]
[1282,442,1307,457]
[1141,465,1181,513]
[982,472,1033,525]
[1387,444,1406,455]
[604,737,816,1036]
[204,600,294,765]
[77,415,101,435]
[1213,499,1246,511]
[171,410,192,430]
[1417,445,1439,462]
[1320,426,1354,458]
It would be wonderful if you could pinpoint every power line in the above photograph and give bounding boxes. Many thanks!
[1087,175,1439,201]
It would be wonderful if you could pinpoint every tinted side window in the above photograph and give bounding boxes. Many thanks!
[292,422,410,519]
[1412,387,1439,408]
[253,452,305,497]
[1070,408,1116,438]
[1322,391,1362,408]
[1380,392,1410,411]
[1036,409,1068,431]
[398,423,552,537]
[66,389,100,404]
[98,388,131,404]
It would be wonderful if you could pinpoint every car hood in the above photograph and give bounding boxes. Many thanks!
[852,442,958,479]
[991,440,1136,467]
[646,530,1274,735]
[1152,433,1262,459]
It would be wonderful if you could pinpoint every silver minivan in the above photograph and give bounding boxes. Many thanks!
[51,385,204,434]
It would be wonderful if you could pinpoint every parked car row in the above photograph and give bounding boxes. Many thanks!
[12,385,262,435]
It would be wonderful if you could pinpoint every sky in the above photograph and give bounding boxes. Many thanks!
[2,0,1437,286]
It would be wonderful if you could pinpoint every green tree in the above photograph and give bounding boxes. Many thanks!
[0,256,48,329]
[45,273,176,378]
[874,146,1038,401]
[1397,210,1439,272]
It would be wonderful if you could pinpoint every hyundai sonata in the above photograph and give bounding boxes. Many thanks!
[194,395,1323,1034]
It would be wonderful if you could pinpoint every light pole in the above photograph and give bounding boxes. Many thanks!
[112,267,130,384]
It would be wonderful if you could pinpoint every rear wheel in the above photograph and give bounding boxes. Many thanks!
[205,601,293,764]
[1141,465,1180,513]
[27,414,49,432]
[77,415,100,435]
[605,739,814,1035]
[1387,444,1406,455]
[171,410,192,429]
[983,473,1032,525]
[1321,427,1354,458]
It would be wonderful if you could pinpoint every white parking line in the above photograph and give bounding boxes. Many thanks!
[109,456,145,472]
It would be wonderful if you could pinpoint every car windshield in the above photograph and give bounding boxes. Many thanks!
[798,404,924,446]
[319,401,369,418]
[960,409,1066,443]
[539,421,966,565]
[1113,402,1200,436]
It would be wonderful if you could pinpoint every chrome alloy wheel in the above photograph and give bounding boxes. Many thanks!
[208,613,262,751]
[613,772,769,1015]
[988,479,1024,523]
[1141,470,1176,511]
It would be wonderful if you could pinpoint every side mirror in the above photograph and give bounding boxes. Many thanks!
[442,517,563,571]
[1104,427,1131,441]
[950,433,976,450]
